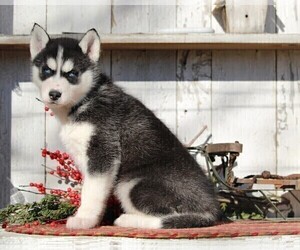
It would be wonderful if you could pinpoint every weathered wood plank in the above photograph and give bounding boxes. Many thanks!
[3,34,300,51]
[46,0,111,34]
[276,0,300,34]
[176,50,212,146]
[11,82,45,203]
[0,51,30,207]
[177,0,211,29]
[212,50,276,177]
[0,59,12,208]
[13,0,46,35]
[277,50,300,175]
[0,3,14,34]
[112,2,149,34]
[112,0,176,33]
[176,0,212,147]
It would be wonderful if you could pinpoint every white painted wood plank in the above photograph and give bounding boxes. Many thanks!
[47,0,111,34]
[12,0,46,35]
[276,0,300,34]
[149,2,176,32]
[4,33,300,50]
[225,0,269,33]
[176,0,212,147]
[177,0,211,29]
[112,1,176,33]
[176,50,212,147]
[11,82,45,203]
[212,50,276,177]
[277,50,300,175]
[112,1,149,34]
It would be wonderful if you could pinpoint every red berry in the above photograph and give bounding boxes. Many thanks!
[33,221,39,226]
[62,153,69,160]
[24,223,30,228]
[50,112,54,116]
[49,170,54,175]
[38,183,43,188]
[30,183,34,187]
[44,106,49,112]
[50,221,56,227]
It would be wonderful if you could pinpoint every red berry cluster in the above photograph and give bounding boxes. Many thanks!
[21,149,84,207]
[41,148,83,185]
[29,182,46,194]
[44,106,54,116]
[50,188,81,206]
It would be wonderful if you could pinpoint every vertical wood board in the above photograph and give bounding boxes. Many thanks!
[11,82,45,203]
[12,0,46,35]
[176,50,212,147]
[177,0,211,29]
[0,51,31,206]
[276,0,300,34]
[0,3,14,34]
[176,0,212,148]
[0,55,12,208]
[112,1,176,33]
[277,50,300,175]
[212,50,276,177]
[47,0,111,34]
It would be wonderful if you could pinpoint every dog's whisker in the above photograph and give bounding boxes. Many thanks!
[36,97,45,104]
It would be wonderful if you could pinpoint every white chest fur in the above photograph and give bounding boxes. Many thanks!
[60,122,95,173]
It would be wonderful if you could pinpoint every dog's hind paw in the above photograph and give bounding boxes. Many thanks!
[66,215,99,229]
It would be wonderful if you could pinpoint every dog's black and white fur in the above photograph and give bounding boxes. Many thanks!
[30,24,221,229]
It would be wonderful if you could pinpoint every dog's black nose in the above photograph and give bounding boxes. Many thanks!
[49,90,62,101]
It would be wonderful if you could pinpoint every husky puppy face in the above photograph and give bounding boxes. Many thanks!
[30,24,101,108]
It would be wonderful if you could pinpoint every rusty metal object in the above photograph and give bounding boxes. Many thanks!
[235,171,300,190]
[205,142,242,187]
[205,142,243,155]
[200,141,300,220]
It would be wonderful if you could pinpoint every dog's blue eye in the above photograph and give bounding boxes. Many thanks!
[67,70,78,79]
[41,66,54,77]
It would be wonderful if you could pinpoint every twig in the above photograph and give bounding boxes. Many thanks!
[184,125,208,147]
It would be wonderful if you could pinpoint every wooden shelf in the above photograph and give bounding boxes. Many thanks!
[1,33,300,50]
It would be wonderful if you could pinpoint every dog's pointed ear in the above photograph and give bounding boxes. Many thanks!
[79,29,101,62]
[30,23,50,60]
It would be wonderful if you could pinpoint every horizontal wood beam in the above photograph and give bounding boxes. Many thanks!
[1,34,300,50]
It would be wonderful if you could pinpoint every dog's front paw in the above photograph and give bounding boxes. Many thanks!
[66,215,99,229]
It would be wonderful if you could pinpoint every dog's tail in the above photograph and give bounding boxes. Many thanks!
[161,213,221,229]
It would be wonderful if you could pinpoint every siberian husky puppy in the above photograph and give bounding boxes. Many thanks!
[30,23,221,229]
